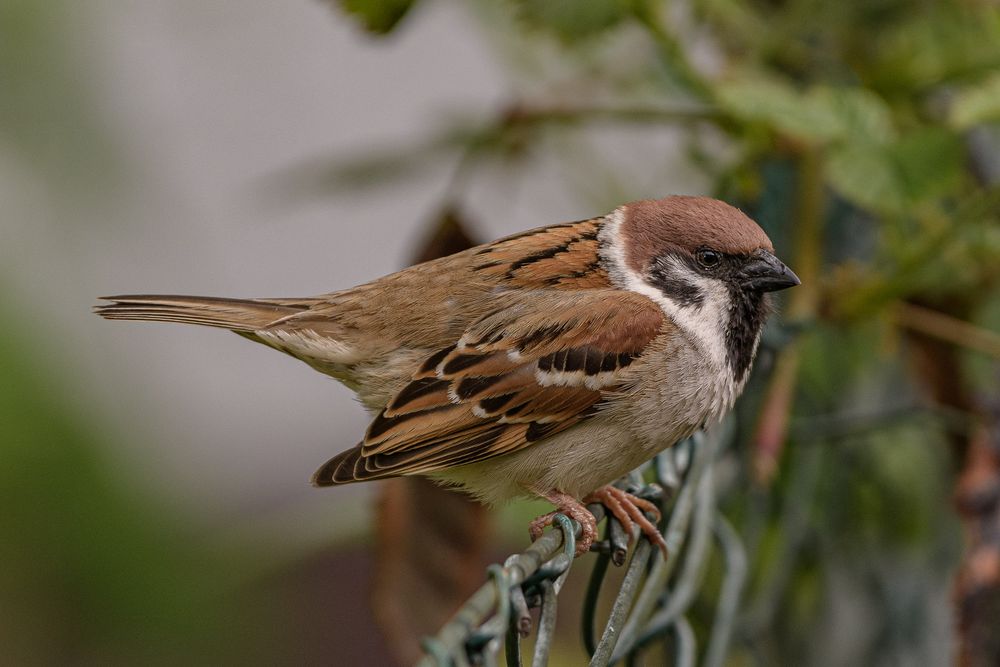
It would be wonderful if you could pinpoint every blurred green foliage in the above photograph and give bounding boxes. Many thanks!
[334,0,417,35]
[0,310,275,664]
[0,0,124,192]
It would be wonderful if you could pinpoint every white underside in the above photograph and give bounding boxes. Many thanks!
[428,415,691,505]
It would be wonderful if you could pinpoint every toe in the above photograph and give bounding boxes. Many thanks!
[602,495,636,537]
[631,512,667,557]
[648,529,669,558]
[630,496,662,522]
[528,511,557,541]
[574,515,597,555]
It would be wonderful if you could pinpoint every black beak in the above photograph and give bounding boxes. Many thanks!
[741,250,800,292]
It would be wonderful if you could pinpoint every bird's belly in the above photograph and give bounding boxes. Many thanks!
[430,417,688,506]
[430,339,738,505]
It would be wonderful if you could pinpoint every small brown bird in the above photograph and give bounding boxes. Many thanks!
[96,195,798,554]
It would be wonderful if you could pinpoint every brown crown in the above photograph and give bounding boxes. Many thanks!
[619,196,774,274]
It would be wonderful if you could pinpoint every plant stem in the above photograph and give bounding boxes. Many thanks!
[753,148,824,483]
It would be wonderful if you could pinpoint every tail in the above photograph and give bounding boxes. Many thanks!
[311,446,365,486]
[94,294,307,332]
[311,444,403,486]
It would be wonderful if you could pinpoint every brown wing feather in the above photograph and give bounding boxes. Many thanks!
[469,219,608,289]
[312,290,665,486]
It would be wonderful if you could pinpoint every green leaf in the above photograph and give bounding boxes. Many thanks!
[888,128,963,203]
[336,0,417,35]
[0,306,265,662]
[950,71,1000,129]
[826,142,905,214]
[715,77,831,142]
[826,128,964,215]
[715,77,894,145]
[872,5,1000,92]
[513,0,629,42]
[810,87,895,144]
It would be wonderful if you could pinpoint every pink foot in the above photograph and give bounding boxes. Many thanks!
[584,485,667,557]
[527,490,598,556]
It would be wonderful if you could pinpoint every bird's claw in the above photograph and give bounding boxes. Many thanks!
[528,505,597,556]
[584,485,668,557]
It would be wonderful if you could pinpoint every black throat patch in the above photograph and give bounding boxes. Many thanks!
[725,288,768,383]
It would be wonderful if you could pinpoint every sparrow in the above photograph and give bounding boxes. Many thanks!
[96,195,799,555]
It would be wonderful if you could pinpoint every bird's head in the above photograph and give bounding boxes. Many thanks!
[602,195,799,381]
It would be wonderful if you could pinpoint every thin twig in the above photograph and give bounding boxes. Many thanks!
[892,301,1000,359]
[502,103,720,127]
[752,147,825,483]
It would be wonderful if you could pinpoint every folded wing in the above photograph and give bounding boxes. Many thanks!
[312,289,666,485]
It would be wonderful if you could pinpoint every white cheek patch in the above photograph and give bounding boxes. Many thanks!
[599,211,730,371]
[661,260,731,370]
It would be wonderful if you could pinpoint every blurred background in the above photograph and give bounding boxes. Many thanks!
[2,0,998,664]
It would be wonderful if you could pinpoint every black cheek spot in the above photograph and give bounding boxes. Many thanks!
[649,257,706,307]
[655,276,704,307]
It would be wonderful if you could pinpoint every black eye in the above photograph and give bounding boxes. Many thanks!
[696,249,722,268]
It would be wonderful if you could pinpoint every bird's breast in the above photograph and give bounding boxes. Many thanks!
[620,331,743,447]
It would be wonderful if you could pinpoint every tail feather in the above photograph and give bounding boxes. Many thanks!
[95,294,307,332]
[312,445,367,486]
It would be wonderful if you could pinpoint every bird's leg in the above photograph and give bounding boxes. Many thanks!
[584,485,668,557]
[526,489,598,557]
